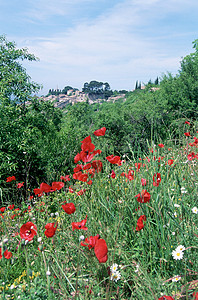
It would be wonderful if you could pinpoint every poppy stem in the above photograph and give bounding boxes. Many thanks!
[74,241,81,300]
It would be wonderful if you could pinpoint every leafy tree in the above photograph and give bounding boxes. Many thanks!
[82,80,113,99]
[0,35,40,106]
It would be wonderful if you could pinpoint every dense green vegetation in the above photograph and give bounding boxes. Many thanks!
[0,36,198,300]
[0,35,198,202]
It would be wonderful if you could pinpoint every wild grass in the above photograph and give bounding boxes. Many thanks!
[0,125,198,300]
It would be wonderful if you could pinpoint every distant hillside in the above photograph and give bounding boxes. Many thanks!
[40,89,126,108]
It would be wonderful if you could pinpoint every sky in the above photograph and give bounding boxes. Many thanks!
[1,0,198,95]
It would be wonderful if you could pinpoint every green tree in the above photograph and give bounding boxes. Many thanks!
[0,35,40,106]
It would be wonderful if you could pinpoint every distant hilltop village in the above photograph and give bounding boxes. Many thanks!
[40,89,126,109]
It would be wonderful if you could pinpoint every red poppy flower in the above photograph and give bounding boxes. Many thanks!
[168,159,174,166]
[60,175,70,181]
[51,182,64,191]
[93,127,106,136]
[73,164,83,173]
[8,204,14,210]
[83,163,92,170]
[81,136,95,153]
[4,249,12,259]
[87,180,93,185]
[136,215,146,231]
[135,190,151,203]
[0,207,6,213]
[185,121,190,125]
[106,155,121,165]
[94,239,108,263]
[111,170,116,179]
[17,182,24,189]
[184,132,191,137]
[0,214,4,219]
[81,234,100,249]
[72,215,88,231]
[158,296,174,300]
[62,203,76,214]
[44,222,58,238]
[6,176,16,182]
[20,221,37,241]
[0,248,2,259]
[158,143,164,148]
[153,173,161,187]
[74,152,81,164]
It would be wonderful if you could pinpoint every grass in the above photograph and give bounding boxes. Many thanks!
[0,127,198,300]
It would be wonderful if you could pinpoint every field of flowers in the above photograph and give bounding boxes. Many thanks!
[0,123,198,300]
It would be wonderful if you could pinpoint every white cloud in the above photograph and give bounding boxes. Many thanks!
[16,0,197,93]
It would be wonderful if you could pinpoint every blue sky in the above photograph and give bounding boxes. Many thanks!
[1,0,198,95]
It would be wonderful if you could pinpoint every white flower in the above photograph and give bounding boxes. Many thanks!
[55,212,59,216]
[174,204,180,208]
[181,187,187,194]
[172,275,181,282]
[50,213,54,217]
[46,269,51,276]
[10,284,15,289]
[192,207,198,214]
[79,235,85,241]
[172,249,184,260]
[175,245,185,252]
[172,232,175,235]
[110,270,121,282]
[174,212,177,217]
[37,237,42,243]
[110,263,118,273]
[134,264,140,273]
[3,238,9,243]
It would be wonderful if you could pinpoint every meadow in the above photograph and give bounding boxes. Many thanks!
[0,124,197,300]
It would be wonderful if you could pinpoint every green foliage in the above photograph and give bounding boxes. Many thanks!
[82,80,113,100]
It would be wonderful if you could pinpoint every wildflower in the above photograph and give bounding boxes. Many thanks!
[6,176,16,182]
[17,182,24,189]
[175,245,185,252]
[172,275,181,282]
[174,204,180,208]
[81,234,100,249]
[110,270,121,282]
[91,160,103,172]
[44,222,58,238]
[37,237,42,243]
[93,127,106,136]
[79,235,85,242]
[181,187,187,194]
[172,249,184,260]
[135,190,151,203]
[106,155,122,165]
[111,170,116,179]
[168,159,174,166]
[184,132,191,137]
[94,238,108,263]
[4,249,12,259]
[72,215,88,231]
[46,269,51,276]
[0,207,6,213]
[134,264,140,273]
[51,182,64,191]
[20,221,37,241]
[110,263,118,273]
[185,121,190,125]
[172,232,175,235]
[8,204,14,210]
[153,173,161,187]
[158,143,164,148]
[192,207,198,214]
[136,215,146,231]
